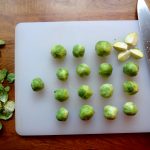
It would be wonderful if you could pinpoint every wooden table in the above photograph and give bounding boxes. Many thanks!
[0,0,150,149]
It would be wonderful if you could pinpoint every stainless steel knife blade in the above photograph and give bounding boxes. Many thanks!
[138,0,150,60]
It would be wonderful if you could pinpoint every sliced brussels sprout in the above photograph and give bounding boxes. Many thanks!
[125,32,138,46]
[118,50,131,62]
[113,42,128,52]
[130,49,144,59]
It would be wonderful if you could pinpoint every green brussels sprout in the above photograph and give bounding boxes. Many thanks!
[56,107,69,121]
[95,41,112,57]
[123,81,139,95]
[79,105,95,120]
[7,73,15,83]
[104,105,118,120]
[100,83,114,98]
[99,63,113,77]
[78,85,93,99]
[56,68,69,81]
[73,44,85,57]
[123,102,138,116]
[0,39,5,47]
[51,44,67,59]
[76,63,91,77]
[54,88,69,102]
[31,77,44,91]
[123,62,139,77]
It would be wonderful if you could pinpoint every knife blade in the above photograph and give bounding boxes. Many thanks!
[138,0,150,60]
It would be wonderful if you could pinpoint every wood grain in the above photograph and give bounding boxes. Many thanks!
[0,0,150,149]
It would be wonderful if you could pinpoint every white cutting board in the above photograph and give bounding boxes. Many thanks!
[15,20,150,135]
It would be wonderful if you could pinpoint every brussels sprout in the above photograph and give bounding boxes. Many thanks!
[99,63,113,77]
[123,81,139,95]
[125,32,138,46]
[100,83,114,98]
[123,62,139,77]
[51,44,67,59]
[3,100,15,113]
[78,85,93,100]
[76,63,91,77]
[79,105,95,120]
[31,77,44,91]
[73,44,85,57]
[95,41,112,57]
[123,102,138,116]
[56,68,69,81]
[118,51,130,62]
[7,73,15,83]
[130,49,144,59]
[0,122,2,130]
[0,69,8,83]
[56,107,69,121]
[113,42,128,52]
[0,39,5,47]
[104,105,118,120]
[54,88,69,102]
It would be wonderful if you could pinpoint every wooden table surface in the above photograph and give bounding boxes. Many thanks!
[0,0,150,149]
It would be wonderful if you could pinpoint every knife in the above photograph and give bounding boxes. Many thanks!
[138,0,150,60]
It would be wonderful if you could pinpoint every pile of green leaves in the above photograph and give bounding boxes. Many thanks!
[0,68,15,131]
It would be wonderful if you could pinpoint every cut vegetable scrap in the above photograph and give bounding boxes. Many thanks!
[113,42,128,52]
[7,73,15,83]
[118,51,131,62]
[0,39,5,47]
[125,32,138,46]
[4,100,15,113]
[0,112,13,120]
[0,101,2,112]
[4,86,10,92]
[0,92,8,103]
[130,49,144,59]
[0,122,2,130]
[0,69,8,83]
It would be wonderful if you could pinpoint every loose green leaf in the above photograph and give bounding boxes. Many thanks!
[0,69,8,83]
[0,101,2,112]
[0,122,2,130]
[4,100,15,113]
[4,86,10,92]
[7,73,15,83]
[0,84,4,92]
[0,39,5,47]
[0,112,13,120]
[0,92,8,103]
